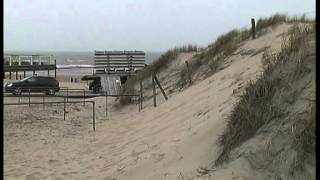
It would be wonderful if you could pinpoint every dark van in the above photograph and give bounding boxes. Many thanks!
[5,76,60,95]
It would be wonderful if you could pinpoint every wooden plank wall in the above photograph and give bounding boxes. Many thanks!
[99,75,121,95]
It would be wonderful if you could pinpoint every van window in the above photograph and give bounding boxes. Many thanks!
[27,77,37,82]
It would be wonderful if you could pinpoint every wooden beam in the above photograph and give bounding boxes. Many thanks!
[152,74,157,107]
[153,72,168,100]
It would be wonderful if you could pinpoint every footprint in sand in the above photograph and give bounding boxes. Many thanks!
[61,171,78,177]
[25,172,43,180]
[152,153,165,162]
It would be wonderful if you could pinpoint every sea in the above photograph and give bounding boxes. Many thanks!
[4,51,162,77]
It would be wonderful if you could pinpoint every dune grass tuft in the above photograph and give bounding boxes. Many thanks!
[215,23,315,165]
[135,44,198,82]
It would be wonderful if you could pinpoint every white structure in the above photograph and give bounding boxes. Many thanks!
[94,50,145,75]
[3,54,54,66]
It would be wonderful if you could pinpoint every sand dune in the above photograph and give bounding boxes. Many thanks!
[4,24,294,180]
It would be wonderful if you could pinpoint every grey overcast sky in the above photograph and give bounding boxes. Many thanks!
[4,0,315,52]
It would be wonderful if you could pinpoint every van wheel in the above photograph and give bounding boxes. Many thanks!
[13,88,22,95]
[46,89,55,95]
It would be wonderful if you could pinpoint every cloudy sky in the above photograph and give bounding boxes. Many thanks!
[4,0,315,52]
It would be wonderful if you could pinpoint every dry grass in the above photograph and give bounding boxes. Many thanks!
[178,28,251,88]
[215,23,315,165]
[255,13,287,31]
[122,14,315,106]
[178,57,203,87]
[136,14,314,90]
[255,13,314,37]
[197,28,250,61]
[290,102,315,172]
[135,45,198,82]
[183,26,254,84]
[215,76,282,164]
[186,14,314,84]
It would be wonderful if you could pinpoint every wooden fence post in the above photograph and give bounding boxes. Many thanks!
[153,73,168,100]
[152,74,157,107]
[185,61,192,85]
[251,18,256,39]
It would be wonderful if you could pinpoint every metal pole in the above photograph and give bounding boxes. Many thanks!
[93,101,96,131]
[138,95,141,112]
[83,90,85,106]
[63,96,66,120]
[140,80,143,110]
[28,89,31,106]
[43,95,45,110]
[105,92,108,117]
[66,88,69,102]
[54,59,57,78]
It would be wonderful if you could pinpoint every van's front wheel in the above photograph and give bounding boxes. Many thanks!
[13,88,22,95]
[46,89,55,95]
